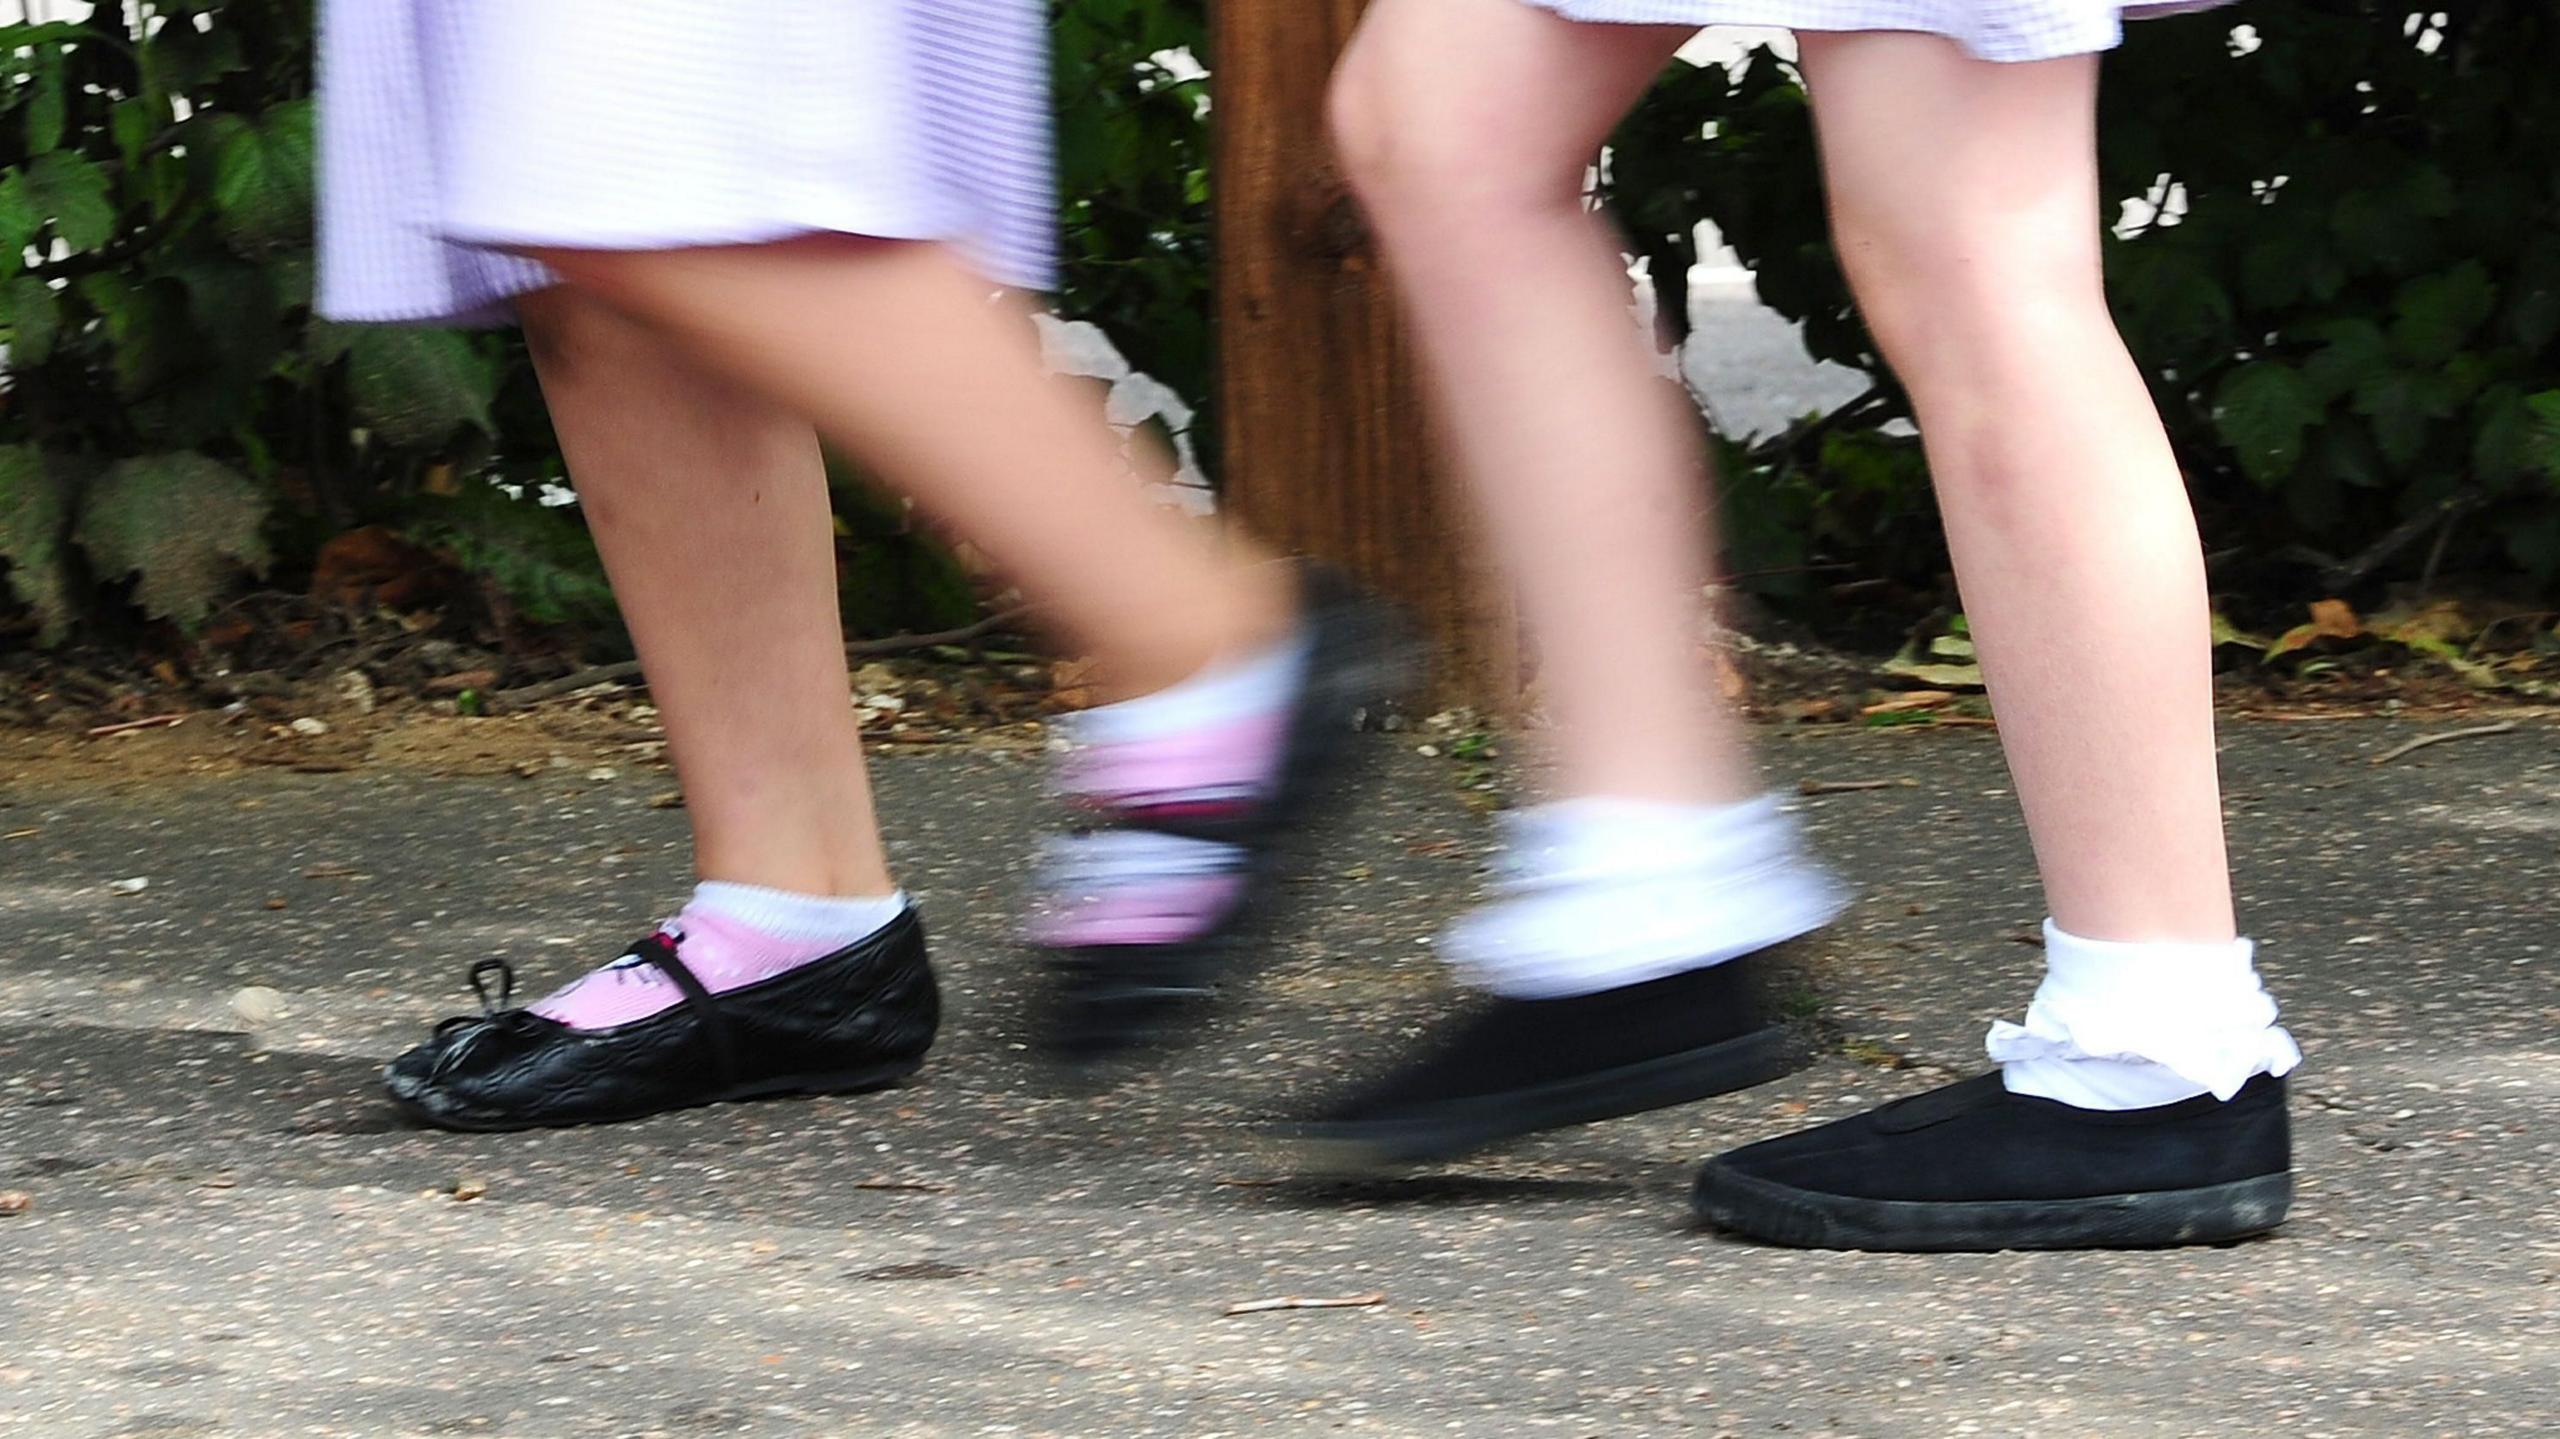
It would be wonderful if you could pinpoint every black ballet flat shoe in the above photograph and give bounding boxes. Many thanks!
[1039,566,1417,1062]
[384,910,939,1132]
[1279,947,1812,1174]
[1691,1070,2292,1252]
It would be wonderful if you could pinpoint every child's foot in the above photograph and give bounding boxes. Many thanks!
[1031,565,1411,1060]
[1694,921,2301,1250]
[1285,945,1812,1172]
[1690,1071,2292,1251]
[1283,795,1843,1170]
[385,885,936,1131]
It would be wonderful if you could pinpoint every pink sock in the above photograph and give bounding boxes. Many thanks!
[531,882,909,1031]
[1035,630,1309,948]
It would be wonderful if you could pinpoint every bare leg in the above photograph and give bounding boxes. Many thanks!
[1331,0,1752,804]
[1797,33,2235,942]
[523,238,1294,701]
[518,286,893,898]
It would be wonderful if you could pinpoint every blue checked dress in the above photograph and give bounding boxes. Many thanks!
[317,1,1055,326]
[1518,1,2240,62]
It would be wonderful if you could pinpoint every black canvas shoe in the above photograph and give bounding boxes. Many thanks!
[1691,1070,2292,1252]
[384,910,938,1132]
[1280,947,1811,1173]
[1038,566,1415,1060]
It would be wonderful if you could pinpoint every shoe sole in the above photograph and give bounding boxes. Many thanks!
[1279,1023,1807,1175]
[1689,1163,2293,1252]
[386,1057,925,1134]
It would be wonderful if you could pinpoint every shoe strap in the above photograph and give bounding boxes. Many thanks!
[629,934,740,1088]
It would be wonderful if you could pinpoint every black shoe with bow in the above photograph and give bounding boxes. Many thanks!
[1690,1071,2292,1252]
[384,910,939,1131]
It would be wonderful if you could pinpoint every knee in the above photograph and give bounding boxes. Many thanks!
[1833,218,2112,406]
[1327,44,1581,232]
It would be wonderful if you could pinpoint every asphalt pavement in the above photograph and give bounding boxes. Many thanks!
[2,719,2553,1436]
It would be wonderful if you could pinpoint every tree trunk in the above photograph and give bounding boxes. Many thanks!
[1211,0,1515,708]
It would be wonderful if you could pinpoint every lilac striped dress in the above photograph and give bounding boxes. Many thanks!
[317,1,1055,327]
[1517,1,2240,62]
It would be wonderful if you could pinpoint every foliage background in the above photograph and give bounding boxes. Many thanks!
[0,0,2552,667]
[1610,3,2560,609]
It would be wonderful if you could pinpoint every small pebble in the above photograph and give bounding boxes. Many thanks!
[231,986,288,1025]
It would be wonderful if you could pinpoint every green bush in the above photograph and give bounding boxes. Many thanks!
[1609,4,2560,597]
[0,0,533,646]
[0,0,1213,652]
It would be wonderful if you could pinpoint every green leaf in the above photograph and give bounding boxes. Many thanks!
[109,96,163,169]
[22,150,116,253]
[340,327,496,445]
[2389,262,2496,368]
[2528,391,2560,486]
[2302,320,2389,403]
[2470,386,2534,487]
[169,259,282,382]
[78,270,192,402]
[3,274,59,367]
[2215,362,2324,487]
[2352,372,2453,471]
[404,484,617,630]
[211,99,315,255]
[0,444,78,645]
[73,452,273,628]
[24,48,66,152]
[0,169,48,271]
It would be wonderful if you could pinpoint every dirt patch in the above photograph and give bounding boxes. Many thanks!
[0,658,1053,796]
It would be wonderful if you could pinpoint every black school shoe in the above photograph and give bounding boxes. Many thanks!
[1040,567,1414,1060]
[1281,947,1811,1173]
[1691,1070,2292,1252]
[384,910,938,1132]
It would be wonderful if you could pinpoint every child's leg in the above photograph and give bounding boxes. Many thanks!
[1294,1,1843,1169]
[1692,34,2296,1253]
[1795,33,2233,944]
[519,238,1404,1059]
[517,287,891,899]
[385,288,934,1130]
[1329,0,1751,806]
[521,238,1295,699]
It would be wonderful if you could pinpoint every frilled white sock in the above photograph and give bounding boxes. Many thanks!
[1446,795,1844,998]
[1989,921,2303,1111]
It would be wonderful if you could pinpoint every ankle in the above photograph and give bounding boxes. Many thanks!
[1096,560,1300,701]
[693,837,894,899]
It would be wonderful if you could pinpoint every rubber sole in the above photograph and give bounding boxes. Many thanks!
[1280,1023,1808,1175]
[1690,1163,2293,1252]
[385,1057,925,1134]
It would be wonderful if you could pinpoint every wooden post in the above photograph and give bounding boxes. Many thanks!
[1211,0,1514,707]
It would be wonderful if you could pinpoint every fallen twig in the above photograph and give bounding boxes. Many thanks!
[490,608,1033,711]
[852,1178,948,1194]
[2370,721,2520,766]
[1223,1291,1386,1317]
[85,713,189,738]
[1798,778,1915,796]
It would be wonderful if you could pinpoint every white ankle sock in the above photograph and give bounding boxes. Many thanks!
[1990,920,2302,1111]
[1065,629,1313,746]
[688,881,910,946]
[1446,795,1845,999]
